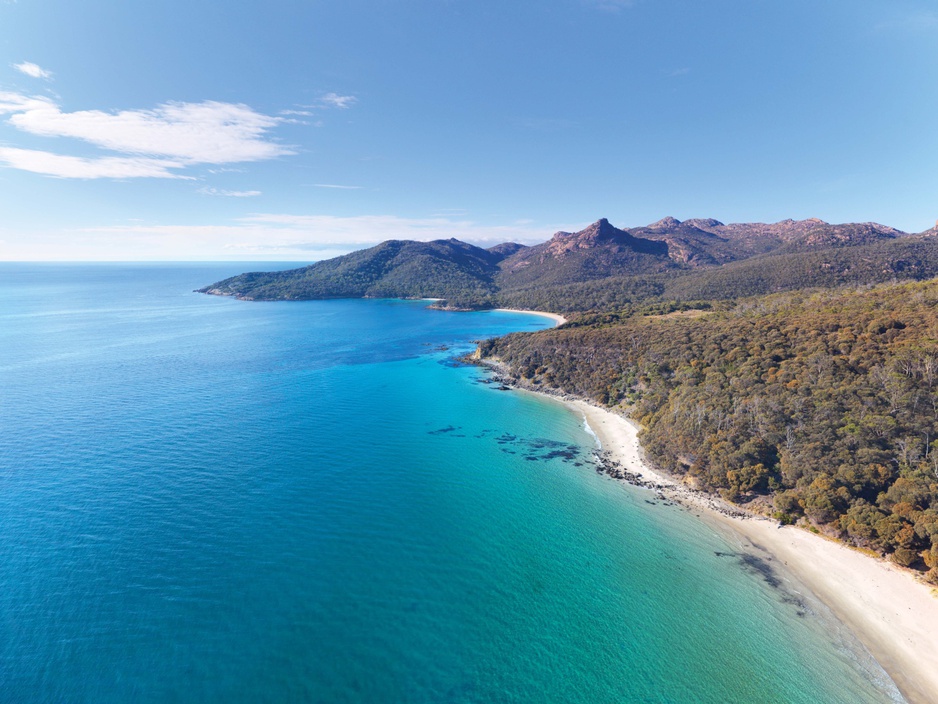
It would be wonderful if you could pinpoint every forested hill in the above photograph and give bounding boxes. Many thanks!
[200,238,505,303]
[200,216,938,310]
[478,280,938,582]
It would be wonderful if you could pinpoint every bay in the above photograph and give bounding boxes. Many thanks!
[0,264,900,702]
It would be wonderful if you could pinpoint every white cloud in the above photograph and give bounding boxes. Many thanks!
[320,92,357,109]
[313,183,362,190]
[0,92,292,178]
[0,147,189,179]
[7,99,291,162]
[0,90,56,113]
[198,187,261,197]
[12,62,52,79]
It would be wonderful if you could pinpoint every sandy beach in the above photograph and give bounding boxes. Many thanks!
[567,398,938,704]
[493,308,568,326]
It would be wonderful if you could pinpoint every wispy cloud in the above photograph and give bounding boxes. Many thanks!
[34,214,573,260]
[0,147,189,179]
[320,92,357,109]
[0,90,292,179]
[12,61,52,79]
[0,90,55,112]
[313,183,362,190]
[198,187,261,197]
[6,99,290,162]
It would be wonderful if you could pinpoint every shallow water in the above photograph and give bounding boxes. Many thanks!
[0,264,902,702]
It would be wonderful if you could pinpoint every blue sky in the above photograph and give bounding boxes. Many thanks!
[1,0,936,260]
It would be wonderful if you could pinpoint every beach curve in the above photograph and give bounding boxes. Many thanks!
[568,397,938,704]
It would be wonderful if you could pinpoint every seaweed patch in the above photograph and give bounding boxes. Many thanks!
[493,434,585,465]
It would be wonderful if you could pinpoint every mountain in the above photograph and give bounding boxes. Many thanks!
[662,235,938,301]
[487,242,528,257]
[627,216,739,265]
[495,218,676,288]
[199,238,504,303]
[631,216,906,260]
[919,220,938,238]
[199,216,935,311]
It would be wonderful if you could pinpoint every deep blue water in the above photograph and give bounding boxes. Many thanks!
[0,264,902,703]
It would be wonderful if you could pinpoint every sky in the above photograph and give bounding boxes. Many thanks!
[0,0,936,261]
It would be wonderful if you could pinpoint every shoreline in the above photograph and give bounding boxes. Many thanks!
[565,397,938,704]
[492,308,567,326]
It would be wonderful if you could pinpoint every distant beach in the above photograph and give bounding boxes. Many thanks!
[568,398,938,704]
[492,308,568,326]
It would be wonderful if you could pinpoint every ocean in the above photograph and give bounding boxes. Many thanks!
[0,264,902,703]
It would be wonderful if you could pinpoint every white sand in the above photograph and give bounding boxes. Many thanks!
[493,308,567,326]
[568,398,938,704]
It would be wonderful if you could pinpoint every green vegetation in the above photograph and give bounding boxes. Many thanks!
[479,280,938,581]
[662,238,938,302]
[199,238,502,303]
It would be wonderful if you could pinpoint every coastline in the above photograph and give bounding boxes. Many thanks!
[493,308,567,326]
[566,397,938,704]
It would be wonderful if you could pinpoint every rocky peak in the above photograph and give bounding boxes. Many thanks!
[684,218,724,231]
[538,218,668,259]
[648,216,683,230]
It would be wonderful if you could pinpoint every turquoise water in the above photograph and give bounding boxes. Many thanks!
[0,264,901,703]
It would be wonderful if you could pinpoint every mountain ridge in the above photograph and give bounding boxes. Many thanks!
[199,216,936,310]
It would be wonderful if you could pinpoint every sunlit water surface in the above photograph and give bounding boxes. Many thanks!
[0,264,902,703]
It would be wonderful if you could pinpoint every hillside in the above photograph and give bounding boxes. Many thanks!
[494,218,677,288]
[478,279,938,581]
[199,238,506,305]
[199,216,934,310]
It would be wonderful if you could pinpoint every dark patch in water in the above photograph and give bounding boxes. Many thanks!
[542,449,578,461]
[739,553,782,589]
[438,354,471,368]
[428,425,461,435]
[493,434,585,465]
[715,551,809,612]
